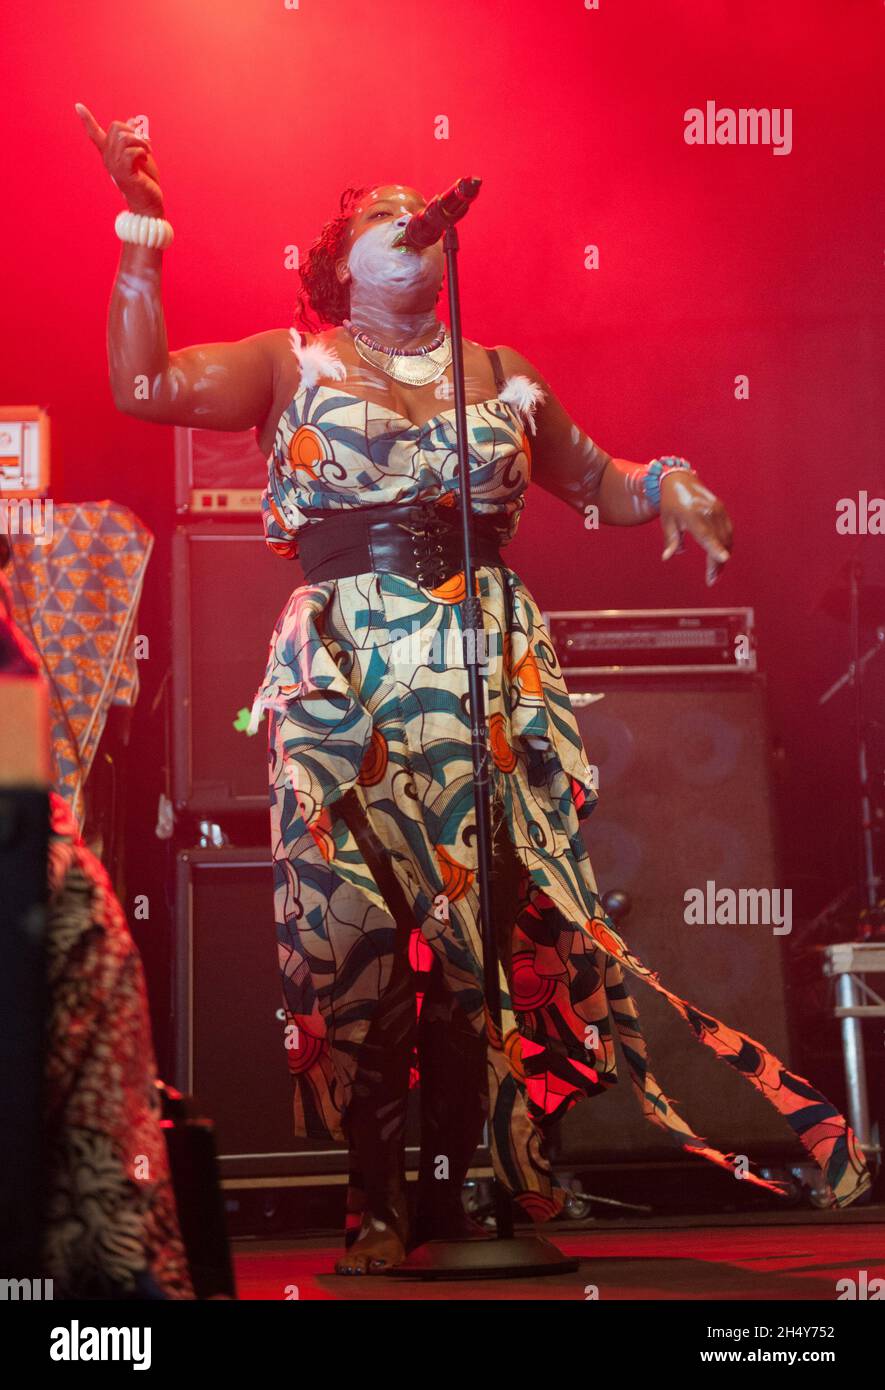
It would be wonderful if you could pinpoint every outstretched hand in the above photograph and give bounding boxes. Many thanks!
[74,103,165,218]
[659,471,733,586]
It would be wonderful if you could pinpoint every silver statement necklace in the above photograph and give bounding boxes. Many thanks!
[343,318,453,387]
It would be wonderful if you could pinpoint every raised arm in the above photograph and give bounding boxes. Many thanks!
[76,103,282,430]
[496,344,733,586]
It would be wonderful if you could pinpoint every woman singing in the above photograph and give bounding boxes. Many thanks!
[80,107,870,1276]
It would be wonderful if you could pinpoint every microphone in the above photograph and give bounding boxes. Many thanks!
[391,177,482,249]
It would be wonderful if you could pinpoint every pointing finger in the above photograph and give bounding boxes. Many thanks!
[74,102,106,149]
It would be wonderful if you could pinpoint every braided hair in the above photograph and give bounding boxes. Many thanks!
[294,185,370,332]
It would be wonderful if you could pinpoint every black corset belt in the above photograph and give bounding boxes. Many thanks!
[297,501,508,587]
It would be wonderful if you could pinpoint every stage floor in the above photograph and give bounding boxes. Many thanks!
[231,1206,885,1300]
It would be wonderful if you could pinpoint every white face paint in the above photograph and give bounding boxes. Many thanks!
[166,363,187,401]
[117,268,159,299]
[347,217,439,299]
[191,362,229,392]
[344,210,444,343]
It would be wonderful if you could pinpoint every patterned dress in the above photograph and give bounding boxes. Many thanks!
[0,568,193,1297]
[251,341,869,1216]
[44,791,194,1298]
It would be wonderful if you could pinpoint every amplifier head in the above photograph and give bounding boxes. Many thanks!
[545,607,756,676]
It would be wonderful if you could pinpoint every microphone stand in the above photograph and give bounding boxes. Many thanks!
[391,211,577,1279]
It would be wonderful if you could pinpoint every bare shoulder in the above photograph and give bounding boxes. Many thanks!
[260,324,341,383]
[301,325,347,349]
[256,326,297,364]
[211,327,297,388]
[492,344,550,389]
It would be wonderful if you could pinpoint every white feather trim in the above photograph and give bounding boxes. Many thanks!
[288,327,347,389]
[246,691,292,736]
[499,374,546,435]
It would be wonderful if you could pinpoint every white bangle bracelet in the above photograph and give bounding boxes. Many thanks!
[114,210,174,249]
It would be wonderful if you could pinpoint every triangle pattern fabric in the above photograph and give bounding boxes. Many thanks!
[6,501,154,829]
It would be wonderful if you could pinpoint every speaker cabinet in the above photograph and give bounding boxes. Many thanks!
[171,525,304,815]
[174,846,434,1182]
[555,675,802,1164]
[174,846,350,1179]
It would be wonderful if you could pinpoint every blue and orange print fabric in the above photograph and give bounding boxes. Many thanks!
[252,372,870,1215]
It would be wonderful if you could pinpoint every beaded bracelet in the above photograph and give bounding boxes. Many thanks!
[114,210,175,250]
[642,456,693,510]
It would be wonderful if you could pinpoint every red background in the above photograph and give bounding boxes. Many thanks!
[3,0,883,1065]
